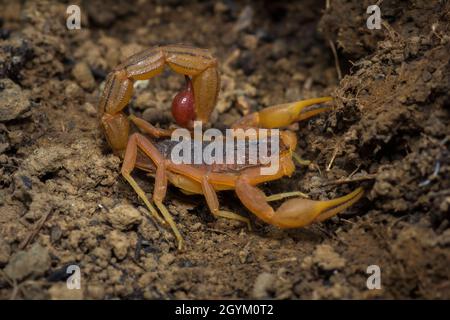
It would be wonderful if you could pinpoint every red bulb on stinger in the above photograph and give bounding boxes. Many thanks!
[172,76,195,128]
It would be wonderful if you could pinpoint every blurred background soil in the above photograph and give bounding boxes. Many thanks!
[0,0,449,299]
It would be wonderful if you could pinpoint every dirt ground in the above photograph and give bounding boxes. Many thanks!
[0,0,449,299]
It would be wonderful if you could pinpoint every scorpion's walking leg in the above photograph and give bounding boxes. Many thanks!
[201,176,251,230]
[122,134,165,225]
[129,115,173,138]
[122,133,183,249]
[266,191,309,202]
[153,162,184,250]
[235,175,364,229]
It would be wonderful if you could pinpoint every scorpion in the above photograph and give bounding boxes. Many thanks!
[98,44,364,250]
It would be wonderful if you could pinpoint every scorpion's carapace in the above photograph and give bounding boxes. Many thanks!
[98,44,364,250]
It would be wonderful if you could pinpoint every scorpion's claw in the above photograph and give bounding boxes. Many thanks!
[273,187,364,228]
[232,96,333,129]
[235,181,364,229]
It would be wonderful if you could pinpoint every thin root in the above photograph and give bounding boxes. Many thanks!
[326,143,340,172]
[328,39,342,80]
[321,174,377,186]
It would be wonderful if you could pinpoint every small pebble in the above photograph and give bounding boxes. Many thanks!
[422,70,432,82]
[72,62,96,91]
[0,238,11,265]
[242,34,258,50]
[233,6,254,33]
[214,2,229,14]
[159,253,175,266]
[0,79,31,121]
[4,243,51,281]
[107,204,142,231]
[83,102,97,117]
[49,283,83,300]
[312,244,346,271]
[142,256,157,271]
[252,272,275,299]
[64,81,84,99]
[108,230,130,260]
[239,249,249,264]
[86,285,105,299]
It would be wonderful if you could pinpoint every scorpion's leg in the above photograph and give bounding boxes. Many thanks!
[232,97,333,129]
[266,191,309,202]
[235,175,364,229]
[121,134,165,225]
[122,133,184,250]
[153,163,184,250]
[129,114,173,138]
[201,175,251,230]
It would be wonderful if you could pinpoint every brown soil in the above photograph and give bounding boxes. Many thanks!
[0,0,449,299]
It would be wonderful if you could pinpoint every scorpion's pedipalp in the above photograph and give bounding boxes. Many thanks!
[266,191,309,201]
[230,96,364,229]
[273,187,364,228]
[233,96,333,129]
[235,175,364,228]
[310,187,365,222]
[234,178,275,225]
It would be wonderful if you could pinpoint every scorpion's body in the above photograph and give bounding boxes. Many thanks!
[98,44,364,249]
[135,135,294,195]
